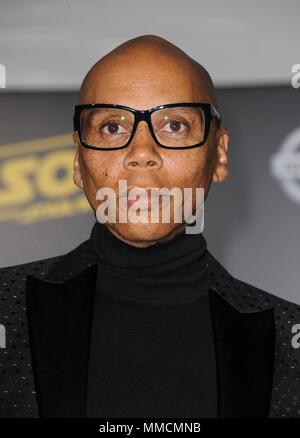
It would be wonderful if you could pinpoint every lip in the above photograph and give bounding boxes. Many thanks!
[118,187,169,209]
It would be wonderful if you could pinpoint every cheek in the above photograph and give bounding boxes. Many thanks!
[170,151,208,189]
[80,155,114,211]
[80,153,110,189]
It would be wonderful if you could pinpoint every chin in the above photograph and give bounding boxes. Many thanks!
[108,221,182,247]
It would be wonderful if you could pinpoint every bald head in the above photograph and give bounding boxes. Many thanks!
[79,34,219,111]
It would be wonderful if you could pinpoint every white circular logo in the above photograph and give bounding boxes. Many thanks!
[270,127,300,204]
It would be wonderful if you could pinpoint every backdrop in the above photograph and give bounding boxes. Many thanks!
[0,86,299,303]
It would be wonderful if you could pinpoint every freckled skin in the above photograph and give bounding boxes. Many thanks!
[73,35,229,248]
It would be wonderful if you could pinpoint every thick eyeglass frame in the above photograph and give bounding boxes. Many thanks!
[73,102,222,151]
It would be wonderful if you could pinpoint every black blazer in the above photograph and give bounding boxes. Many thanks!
[0,238,300,418]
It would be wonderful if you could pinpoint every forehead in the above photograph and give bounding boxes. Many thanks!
[80,54,210,108]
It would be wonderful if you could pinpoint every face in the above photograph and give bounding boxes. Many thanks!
[73,49,229,247]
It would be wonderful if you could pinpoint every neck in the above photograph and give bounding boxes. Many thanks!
[89,221,209,303]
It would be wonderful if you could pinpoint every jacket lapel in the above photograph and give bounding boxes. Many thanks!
[25,263,97,418]
[25,239,276,418]
[209,287,275,417]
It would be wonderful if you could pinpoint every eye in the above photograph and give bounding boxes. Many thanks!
[160,119,189,133]
[101,121,128,135]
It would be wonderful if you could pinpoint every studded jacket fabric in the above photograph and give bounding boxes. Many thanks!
[0,238,300,418]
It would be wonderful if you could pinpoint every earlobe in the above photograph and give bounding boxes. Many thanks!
[212,128,229,183]
[73,148,84,189]
[73,131,80,147]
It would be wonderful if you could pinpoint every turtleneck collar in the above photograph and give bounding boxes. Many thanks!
[90,221,209,303]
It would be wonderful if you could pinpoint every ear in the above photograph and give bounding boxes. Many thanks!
[73,132,83,189]
[212,128,229,183]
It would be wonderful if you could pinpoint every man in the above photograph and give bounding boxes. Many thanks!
[1,35,300,418]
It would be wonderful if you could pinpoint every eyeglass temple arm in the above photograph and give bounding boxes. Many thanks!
[73,106,77,131]
[210,105,222,126]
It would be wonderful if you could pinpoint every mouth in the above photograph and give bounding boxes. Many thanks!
[119,188,170,209]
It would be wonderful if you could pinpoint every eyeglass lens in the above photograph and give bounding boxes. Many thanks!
[80,106,206,148]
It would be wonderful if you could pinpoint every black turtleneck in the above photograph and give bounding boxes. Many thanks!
[87,221,217,418]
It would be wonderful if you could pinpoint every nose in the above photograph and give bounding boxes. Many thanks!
[123,121,162,171]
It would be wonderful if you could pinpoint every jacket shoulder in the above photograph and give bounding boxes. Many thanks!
[206,249,300,313]
[0,239,94,336]
[0,254,62,280]
[0,238,94,281]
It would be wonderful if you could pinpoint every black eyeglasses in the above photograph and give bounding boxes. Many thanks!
[73,102,221,151]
